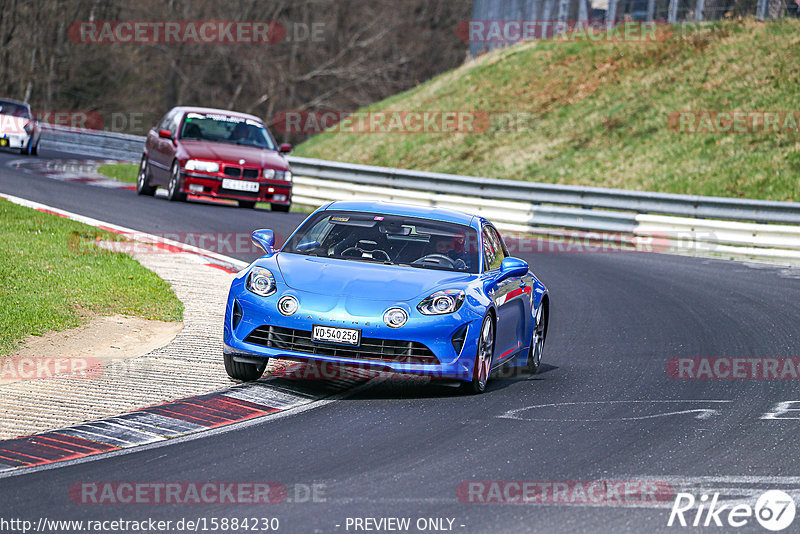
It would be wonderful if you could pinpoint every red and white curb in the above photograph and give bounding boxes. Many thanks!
[0,364,377,474]
[0,193,379,474]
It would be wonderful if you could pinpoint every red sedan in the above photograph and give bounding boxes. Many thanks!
[137,106,293,211]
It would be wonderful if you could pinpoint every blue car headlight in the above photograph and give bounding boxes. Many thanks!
[417,289,465,315]
[383,308,408,328]
[247,267,276,297]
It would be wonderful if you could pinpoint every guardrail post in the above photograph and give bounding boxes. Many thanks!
[756,0,768,20]
[606,0,619,27]
[667,0,679,23]
[578,0,589,22]
[556,0,570,34]
[694,0,706,20]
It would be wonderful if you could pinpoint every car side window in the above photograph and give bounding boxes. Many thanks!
[157,110,176,132]
[482,226,507,272]
[169,112,183,136]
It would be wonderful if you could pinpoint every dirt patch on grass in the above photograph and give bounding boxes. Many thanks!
[1,315,183,385]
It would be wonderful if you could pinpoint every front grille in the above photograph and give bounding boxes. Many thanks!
[242,168,259,179]
[224,166,242,177]
[244,325,439,365]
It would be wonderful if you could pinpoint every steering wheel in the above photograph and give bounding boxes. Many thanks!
[367,249,391,262]
[412,254,456,268]
[341,247,364,258]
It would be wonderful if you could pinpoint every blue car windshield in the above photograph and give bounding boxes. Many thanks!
[283,211,480,273]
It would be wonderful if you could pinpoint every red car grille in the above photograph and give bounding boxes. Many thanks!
[223,166,260,179]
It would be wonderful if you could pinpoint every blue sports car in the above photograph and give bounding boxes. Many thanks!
[223,201,549,393]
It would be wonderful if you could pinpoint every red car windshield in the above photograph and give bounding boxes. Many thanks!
[179,112,276,150]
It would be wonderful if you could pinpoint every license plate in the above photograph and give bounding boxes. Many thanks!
[312,325,361,346]
[222,178,259,193]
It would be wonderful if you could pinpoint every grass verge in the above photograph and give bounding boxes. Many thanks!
[97,163,138,184]
[0,198,183,355]
[296,19,800,202]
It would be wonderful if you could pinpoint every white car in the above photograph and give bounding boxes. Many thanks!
[0,98,41,155]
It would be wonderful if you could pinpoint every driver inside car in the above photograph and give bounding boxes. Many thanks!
[229,122,251,142]
[432,236,470,270]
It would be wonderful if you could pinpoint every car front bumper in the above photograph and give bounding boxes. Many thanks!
[223,280,484,381]
[180,172,292,204]
[0,132,30,149]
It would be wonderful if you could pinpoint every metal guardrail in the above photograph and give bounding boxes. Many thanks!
[39,126,800,262]
[41,124,146,162]
[287,156,800,225]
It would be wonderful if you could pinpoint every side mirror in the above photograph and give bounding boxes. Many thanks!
[251,229,275,254]
[158,129,173,140]
[279,143,293,154]
[498,257,529,280]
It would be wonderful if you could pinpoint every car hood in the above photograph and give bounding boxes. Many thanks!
[180,140,288,170]
[275,253,473,301]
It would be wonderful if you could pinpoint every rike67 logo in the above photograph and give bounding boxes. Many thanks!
[668,490,796,531]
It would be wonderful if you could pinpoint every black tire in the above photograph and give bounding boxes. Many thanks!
[136,155,157,196]
[271,203,291,212]
[238,200,257,209]
[462,313,495,394]
[224,353,267,381]
[167,161,186,201]
[526,303,546,374]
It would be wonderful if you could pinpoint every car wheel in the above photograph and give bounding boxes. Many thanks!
[462,313,494,394]
[223,353,267,381]
[136,155,157,196]
[526,304,546,374]
[167,162,186,202]
[238,200,257,209]
[271,203,291,212]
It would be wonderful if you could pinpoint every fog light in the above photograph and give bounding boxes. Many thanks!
[189,184,204,193]
[273,195,287,202]
[383,307,408,328]
[278,295,298,316]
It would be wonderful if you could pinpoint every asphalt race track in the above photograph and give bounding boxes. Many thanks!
[2,147,800,533]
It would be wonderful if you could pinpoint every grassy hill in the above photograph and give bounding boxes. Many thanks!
[295,19,800,201]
